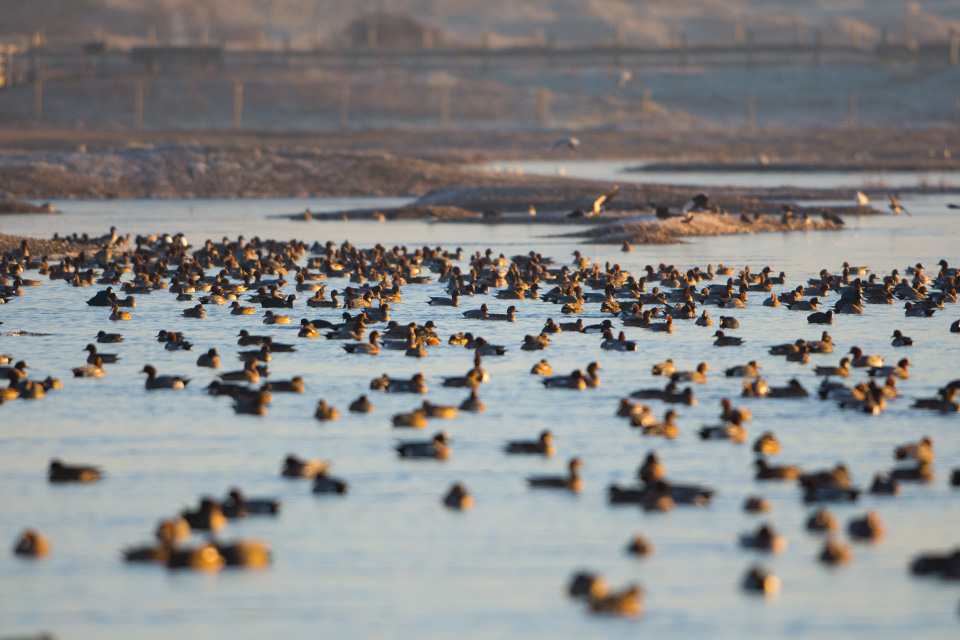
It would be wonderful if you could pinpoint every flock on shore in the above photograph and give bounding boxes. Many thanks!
[3,226,960,620]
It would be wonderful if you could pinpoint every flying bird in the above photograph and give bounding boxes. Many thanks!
[888,194,910,216]
[593,185,619,215]
[549,137,580,153]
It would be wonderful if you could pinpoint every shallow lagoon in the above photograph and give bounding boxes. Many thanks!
[1,190,960,639]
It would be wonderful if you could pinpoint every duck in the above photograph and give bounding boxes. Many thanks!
[12,528,51,557]
[342,330,381,355]
[766,379,809,398]
[815,357,850,377]
[719,397,752,423]
[739,523,787,553]
[868,358,910,379]
[166,543,225,571]
[109,304,131,320]
[443,483,474,510]
[744,495,771,513]
[263,310,292,324]
[543,369,587,390]
[229,301,256,315]
[891,329,914,347]
[281,455,329,478]
[786,297,820,311]
[638,452,665,483]
[894,436,933,464]
[237,330,271,346]
[568,572,609,600]
[582,361,601,387]
[387,373,428,394]
[848,510,884,541]
[869,473,900,495]
[180,498,227,531]
[83,344,119,364]
[47,458,103,484]
[218,359,260,384]
[698,418,746,443]
[462,303,489,319]
[673,362,708,383]
[763,293,780,307]
[527,457,583,492]
[142,364,190,390]
[530,359,553,375]
[196,348,220,368]
[505,430,555,455]
[742,566,780,595]
[725,360,759,378]
[349,395,374,412]
[600,330,636,351]
[314,400,340,420]
[222,488,281,517]
[259,293,297,309]
[95,330,123,343]
[428,290,460,306]
[848,346,883,368]
[217,539,272,568]
[752,431,780,455]
[694,310,714,327]
[651,359,676,376]
[267,376,305,393]
[806,508,838,532]
[588,585,643,617]
[754,459,800,480]
[72,356,106,378]
[459,389,486,412]
[312,471,348,495]
[396,432,450,459]
[485,305,517,322]
[297,320,320,338]
[808,310,834,324]
[181,304,206,319]
[713,330,744,346]
[626,534,655,557]
[641,410,679,439]
[472,338,507,356]
[718,315,740,329]
[391,409,428,428]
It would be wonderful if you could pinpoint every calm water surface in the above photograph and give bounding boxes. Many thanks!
[1,190,960,639]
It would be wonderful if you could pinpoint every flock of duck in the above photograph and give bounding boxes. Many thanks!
[3,230,960,620]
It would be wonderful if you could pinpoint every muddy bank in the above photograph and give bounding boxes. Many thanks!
[0,200,56,214]
[0,232,124,259]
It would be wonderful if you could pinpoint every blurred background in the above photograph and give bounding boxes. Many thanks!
[0,0,959,132]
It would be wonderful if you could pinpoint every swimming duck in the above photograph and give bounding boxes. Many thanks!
[543,369,587,390]
[462,303,489,319]
[217,539,272,568]
[868,358,910,379]
[847,510,884,541]
[568,572,609,599]
[530,359,553,375]
[13,528,51,557]
[744,495,771,513]
[641,410,679,439]
[237,330,271,346]
[718,315,739,329]
[267,376,305,393]
[807,310,834,324]
[485,305,517,322]
[72,356,106,378]
[229,301,256,315]
[638,452,665,484]
[196,348,220,368]
[312,471,348,495]
[281,455,329,478]
[765,379,808,398]
[505,430,555,455]
[698,418,746,443]
[600,330,636,351]
[95,330,123,343]
[713,331,744,346]
[314,400,340,421]
[48,458,102,483]
[763,293,780,307]
[719,397,752,423]
[428,290,460,306]
[443,483,474,510]
[819,538,854,566]
[588,584,643,617]
[754,459,800,481]
[109,304,131,320]
[739,523,787,553]
[181,304,206,319]
[259,293,297,309]
[396,432,450,459]
[527,457,583,492]
[806,508,838,532]
[166,543,225,571]
[459,390,486,412]
[890,329,914,347]
[218,359,260,383]
[848,346,883,368]
[180,498,227,531]
[541,318,562,334]
[626,534,655,557]
[264,310,292,324]
[742,565,780,595]
[472,337,507,356]
[752,432,780,455]
[83,344,119,364]
[814,357,850,377]
[787,297,820,311]
[342,330,381,355]
[391,409,427,428]
[869,473,900,495]
[651,359,676,376]
[297,320,320,338]
[725,360,759,378]
[222,488,281,517]
[673,362,708,383]
[348,395,373,413]
[387,373,427,394]
[894,436,933,464]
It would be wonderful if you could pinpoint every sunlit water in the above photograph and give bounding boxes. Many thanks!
[1,190,960,639]
[483,160,960,191]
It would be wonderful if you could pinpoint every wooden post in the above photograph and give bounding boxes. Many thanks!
[848,91,858,129]
[233,82,243,129]
[536,87,548,126]
[339,83,350,128]
[33,73,42,124]
[134,79,144,129]
[746,90,756,131]
[439,84,451,128]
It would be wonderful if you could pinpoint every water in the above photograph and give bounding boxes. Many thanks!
[2,191,960,639]
[483,160,960,190]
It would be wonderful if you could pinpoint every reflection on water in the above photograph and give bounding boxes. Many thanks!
[482,160,960,190]
[1,192,960,639]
